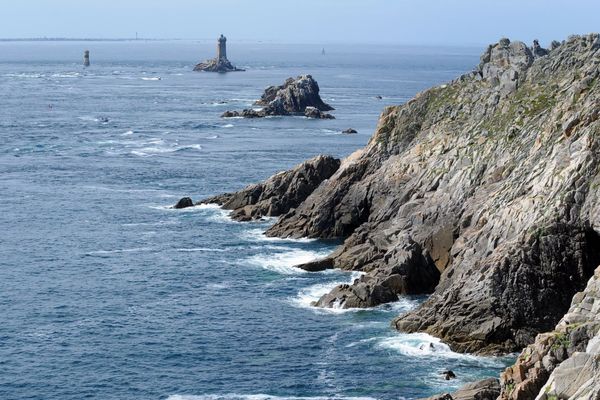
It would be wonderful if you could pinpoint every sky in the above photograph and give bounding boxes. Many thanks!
[1,0,598,46]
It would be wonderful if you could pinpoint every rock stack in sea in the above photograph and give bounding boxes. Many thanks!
[184,34,600,399]
[221,75,335,118]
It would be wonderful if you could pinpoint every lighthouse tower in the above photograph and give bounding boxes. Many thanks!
[217,34,227,60]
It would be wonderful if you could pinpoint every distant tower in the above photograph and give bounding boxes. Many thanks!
[217,34,227,60]
[83,50,90,67]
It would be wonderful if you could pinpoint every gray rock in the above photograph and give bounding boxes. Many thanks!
[174,197,194,209]
[342,128,358,134]
[305,106,335,119]
[199,155,340,221]
[222,75,334,118]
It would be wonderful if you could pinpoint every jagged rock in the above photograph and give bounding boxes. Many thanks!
[305,106,335,119]
[222,75,334,118]
[531,39,549,58]
[478,38,534,95]
[421,378,500,400]
[342,128,358,134]
[174,197,194,209]
[198,155,340,221]
[499,265,600,400]
[261,34,600,353]
[550,40,561,51]
[313,236,440,308]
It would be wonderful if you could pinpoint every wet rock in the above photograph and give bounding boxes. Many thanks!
[421,378,500,400]
[342,128,358,134]
[443,370,456,380]
[295,257,334,272]
[174,197,194,209]
[199,155,340,221]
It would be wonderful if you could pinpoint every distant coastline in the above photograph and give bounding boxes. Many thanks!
[0,38,176,42]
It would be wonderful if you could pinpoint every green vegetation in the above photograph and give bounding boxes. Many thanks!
[551,332,570,351]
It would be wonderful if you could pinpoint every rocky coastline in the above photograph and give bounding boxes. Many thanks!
[181,34,600,399]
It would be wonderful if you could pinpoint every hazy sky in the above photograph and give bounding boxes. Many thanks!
[1,0,598,45]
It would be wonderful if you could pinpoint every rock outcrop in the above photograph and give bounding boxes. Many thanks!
[174,197,194,209]
[222,75,334,118]
[199,155,340,221]
[498,265,600,400]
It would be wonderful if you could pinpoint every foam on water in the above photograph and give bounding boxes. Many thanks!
[167,395,377,400]
[291,271,364,312]
[243,228,316,243]
[246,248,332,275]
[86,247,155,256]
[375,332,508,367]
[141,76,161,81]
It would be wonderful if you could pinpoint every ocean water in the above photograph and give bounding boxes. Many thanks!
[0,40,513,400]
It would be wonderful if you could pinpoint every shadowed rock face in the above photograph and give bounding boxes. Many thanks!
[199,155,340,221]
[222,75,334,118]
[498,265,600,400]
[263,34,600,353]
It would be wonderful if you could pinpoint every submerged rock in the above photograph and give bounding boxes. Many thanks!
[342,128,357,134]
[222,75,334,118]
[199,155,340,221]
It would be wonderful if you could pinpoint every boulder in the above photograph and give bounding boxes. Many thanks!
[305,106,335,119]
[174,197,194,209]
[342,128,358,134]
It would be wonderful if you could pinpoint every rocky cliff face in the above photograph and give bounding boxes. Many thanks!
[264,34,600,354]
[222,75,335,118]
[498,265,600,400]
[200,34,599,360]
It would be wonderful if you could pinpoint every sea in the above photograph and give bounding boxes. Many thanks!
[0,40,513,400]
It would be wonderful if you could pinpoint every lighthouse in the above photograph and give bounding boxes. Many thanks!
[83,50,90,67]
[217,34,227,60]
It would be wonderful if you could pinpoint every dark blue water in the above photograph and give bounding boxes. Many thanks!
[0,40,512,400]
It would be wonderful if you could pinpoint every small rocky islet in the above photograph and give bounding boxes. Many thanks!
[179,34,600,400]
[221,74,335,119]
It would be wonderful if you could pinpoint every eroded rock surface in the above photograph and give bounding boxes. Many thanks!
[222,75,334,118]
[199,155,340,221]
[421,378,500,400]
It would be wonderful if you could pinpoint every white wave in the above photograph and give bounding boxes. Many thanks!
[78,116,99,122]
[174,247,227,253]
[51,72,81,78]
[86,247,154,256]
[205,135,219,139]
[122,130,134,136]
[221,124,234,128]
[131,143,202,157]
[376,332,507,367]
[167,394,376,400]
[242,228,316,243]
[246,249,332,275]
[141,76,161,81]
[290,271,363,312]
